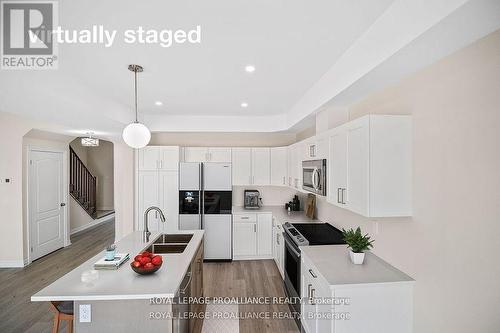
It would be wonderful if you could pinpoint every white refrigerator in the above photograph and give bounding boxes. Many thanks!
[179,162,232,260]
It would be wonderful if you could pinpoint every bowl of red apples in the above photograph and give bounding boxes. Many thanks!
[130,251,163,275]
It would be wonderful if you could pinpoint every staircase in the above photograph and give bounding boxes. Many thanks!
[70,146,97,218]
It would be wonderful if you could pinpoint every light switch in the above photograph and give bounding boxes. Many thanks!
[79,304,91,322]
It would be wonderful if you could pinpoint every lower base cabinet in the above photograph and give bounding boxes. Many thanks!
[190,241,204,333]
[233,213,272,259]
[272,218,284,277]
[301,253,413,333]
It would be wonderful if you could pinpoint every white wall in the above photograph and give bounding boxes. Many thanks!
[315,29,500,333]
[113,142,135,241]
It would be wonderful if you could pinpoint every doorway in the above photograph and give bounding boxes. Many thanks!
[28,149,67,261]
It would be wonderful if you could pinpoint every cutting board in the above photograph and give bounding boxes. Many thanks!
[305,194,316,219]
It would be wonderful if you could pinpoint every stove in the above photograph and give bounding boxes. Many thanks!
[282,222,346,330]
[283,222,345,246]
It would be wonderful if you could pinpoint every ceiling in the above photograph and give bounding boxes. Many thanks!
[0,0,499,138]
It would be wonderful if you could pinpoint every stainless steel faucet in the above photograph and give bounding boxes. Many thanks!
[143,206,166,242]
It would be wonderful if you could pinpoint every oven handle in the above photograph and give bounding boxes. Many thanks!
[284,234,301,258]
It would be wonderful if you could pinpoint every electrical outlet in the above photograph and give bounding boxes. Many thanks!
[79,304,91,323]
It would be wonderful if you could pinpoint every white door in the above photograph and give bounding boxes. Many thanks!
[208,148,232,162]
[203,215,232,260]
[346,117,370,216]
[159,171,178,232]
[252,148,270,185]
[29,150,65,261]
[138,171,161,231]
[233,222,257,256]
[179,162,201,190]
[232,148,252,185]
[271,147,287,186]
[203,163,232,190]
[184,147,208,162]
[257,213,272,255]
[329,126,348,207]
[138,147,160,171]
[159,146,179,171]
[179,215,201,230]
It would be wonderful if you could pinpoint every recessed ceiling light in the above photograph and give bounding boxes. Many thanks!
[241,102,248,108]
[244,65,255,73]
[155,101,163,106]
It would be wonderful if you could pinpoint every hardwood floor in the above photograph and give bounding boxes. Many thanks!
[0,223,298,333]
[204,260,300,333]
[0,220,115,333]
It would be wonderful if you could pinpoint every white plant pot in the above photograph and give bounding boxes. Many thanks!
[349,250,365,265]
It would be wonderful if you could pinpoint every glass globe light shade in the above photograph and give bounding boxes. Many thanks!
[122,122,151,149]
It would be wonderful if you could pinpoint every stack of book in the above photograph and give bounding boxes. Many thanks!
[94,253,130,270]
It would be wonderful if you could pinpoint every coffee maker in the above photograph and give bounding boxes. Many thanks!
[244,190,261,209]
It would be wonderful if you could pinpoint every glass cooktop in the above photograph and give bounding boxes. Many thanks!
[292,223,345,245]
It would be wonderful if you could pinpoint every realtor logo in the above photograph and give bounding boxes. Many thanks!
[1,0,58,69]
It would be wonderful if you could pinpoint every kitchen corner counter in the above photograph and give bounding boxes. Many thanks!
[301,245,415,288]
[31,229,204,302]
[232,205,321,224]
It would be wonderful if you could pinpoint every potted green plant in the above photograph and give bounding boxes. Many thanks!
[341,227,374,264]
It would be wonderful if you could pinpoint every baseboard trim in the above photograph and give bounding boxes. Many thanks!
[0,260,25,268]
[70,213,115,235]
[233,255,274,261]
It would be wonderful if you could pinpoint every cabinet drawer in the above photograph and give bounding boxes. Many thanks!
[233,213,257,223]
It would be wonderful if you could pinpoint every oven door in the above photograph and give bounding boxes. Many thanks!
[283,233,302,319]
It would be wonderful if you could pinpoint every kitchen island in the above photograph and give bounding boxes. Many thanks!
[32,230,204,333]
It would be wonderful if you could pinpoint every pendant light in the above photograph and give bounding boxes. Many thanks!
[122,64,151,149]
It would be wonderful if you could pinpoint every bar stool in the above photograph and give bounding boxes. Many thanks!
[49,301,74,333]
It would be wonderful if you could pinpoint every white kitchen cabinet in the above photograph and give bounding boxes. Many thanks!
[183,147,232,163]
[233,212,273,259]
[233,220,257,256]
[208,147,232,162]
[252,148,271,185]
[183,147,209,162]
[271,147,287,186]
[257,213,272,256]
[139,146,180,171]
[272,218,284,278]
[328,125,348,207]
[137,146,180,231]
[288,144,300,189]
[301,247,414,333]
[158,171,179,233]
[138,147,160,171]
[327,115,412,217]
[138,171,161,231]
[232,148,252,185]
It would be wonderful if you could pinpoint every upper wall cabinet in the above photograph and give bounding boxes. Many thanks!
[138,146,180,171]
[232,148,252,185]
[327,115,412,217]
[271,147,288,186]
[252,148,271,185]
[183,147,232,163]
[232,147,271,186]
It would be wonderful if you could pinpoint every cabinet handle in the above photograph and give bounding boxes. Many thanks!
[307,284,312,299]
[309,269,317,278]
[341,188,346,205]
[254,224,257,233]
[310,288,316,304]
[241,216,249,220]
[276,234,280,245]
[337,188,341,204]
[283,176,285,185]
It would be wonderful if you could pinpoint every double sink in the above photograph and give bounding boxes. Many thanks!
[144,234,193,254]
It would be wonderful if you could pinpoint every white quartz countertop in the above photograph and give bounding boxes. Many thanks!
[232,205,321,224]
[301,245,414,288]
[31,230,204,302]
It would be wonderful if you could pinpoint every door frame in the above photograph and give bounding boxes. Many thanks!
[26,146,70,265]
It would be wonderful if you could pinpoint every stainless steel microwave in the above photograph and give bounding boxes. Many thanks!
[302,159,327,196]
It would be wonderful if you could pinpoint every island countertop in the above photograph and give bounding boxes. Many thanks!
[31,229,204,302]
